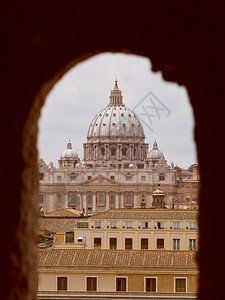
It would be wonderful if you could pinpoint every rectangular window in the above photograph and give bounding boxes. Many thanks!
[65,232,74,243]
[125,175,132,181]
[86,277,97,291]
[141,238,148,250]
[173,239,180,250]
[39,173,44,180]
[57,176,62,181]
[110,221,117,229]
[110,238,117,249]
[125,238,133,250]
[189,239,197,250]
[189,222,197,230]
[116,277,127,291]
[94,221,101,228]
[94,238,101,249]
[157,238,164,249]
[70,175,76,180]
[87,195,92,204]
[159,173,165,181]
[77,221,89,228]
[146,278,156,292]
[125,221,133,228]
[157,222,164,229]
[141,176,146,182]
[57,277,67,291]
[122,148,127,156]
[175,278,186,292]
[111,149,116,155]
[173,222,180,229]
[88,176,92,180]
[141,222,148,229]
[110,176,115,180]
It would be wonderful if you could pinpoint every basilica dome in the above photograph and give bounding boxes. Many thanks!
[87,80,145,140]
[147,141,164,159]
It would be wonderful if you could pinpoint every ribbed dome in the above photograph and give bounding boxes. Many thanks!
[61,141,78,158]
[87,80,145,139]
[147,141,164,159]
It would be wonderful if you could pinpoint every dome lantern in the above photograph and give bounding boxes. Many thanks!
[109,79,124,105]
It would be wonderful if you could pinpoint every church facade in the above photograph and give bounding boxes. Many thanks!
[38,80,193,214]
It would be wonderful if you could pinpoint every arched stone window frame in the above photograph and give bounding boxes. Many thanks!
[57,194,62,204]
[98,193,104,205]
[39,194,44,204]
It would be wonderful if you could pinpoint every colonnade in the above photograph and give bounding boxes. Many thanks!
[63,191,154,213]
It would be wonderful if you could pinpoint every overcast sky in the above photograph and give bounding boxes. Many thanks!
[38,53,197,169]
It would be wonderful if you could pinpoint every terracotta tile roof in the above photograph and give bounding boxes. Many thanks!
[44,208,84,217]
[38,249,198,268]
[90,209,198,221]
[39,218,77,233]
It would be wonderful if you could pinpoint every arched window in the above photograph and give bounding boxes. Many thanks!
[110,195,115,204]
[122,148,127,156]
[57,195,62,204]
[98,194,104,204]
[70,194,76,205]
[127,194,132,204]
[88,195,92,205]
[39,194,44,204]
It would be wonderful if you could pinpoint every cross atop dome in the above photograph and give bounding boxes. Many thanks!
[109,78,124,105]
[114,76,119,89]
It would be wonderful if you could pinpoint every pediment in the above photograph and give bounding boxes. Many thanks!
[81,175,120,186]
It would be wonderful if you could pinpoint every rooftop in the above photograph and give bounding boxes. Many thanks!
[90,208,198,220]
[38,249,197,268]
[44,208,85,218]
[39,218,77,233]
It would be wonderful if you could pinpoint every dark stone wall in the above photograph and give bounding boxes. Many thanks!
[0,2,224,299]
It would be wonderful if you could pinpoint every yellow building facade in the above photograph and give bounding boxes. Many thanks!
[38,249,198,299]
[49,209,198,252]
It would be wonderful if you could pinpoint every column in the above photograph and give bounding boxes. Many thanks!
[83,193,87,212]
[64,193,69,208]
[134,193,138,208]
[121,193,124,208]
[149,192,153,207]
[119,144,122,160]
[129,145,132,160]
[104,145,107,160]
[93,192,96,212]
[83,145,86,160]
[94,145,97,160]
[115,193,119,209]
[105,144,109,160]
[106,193,110,211]
[48,193,54,212]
